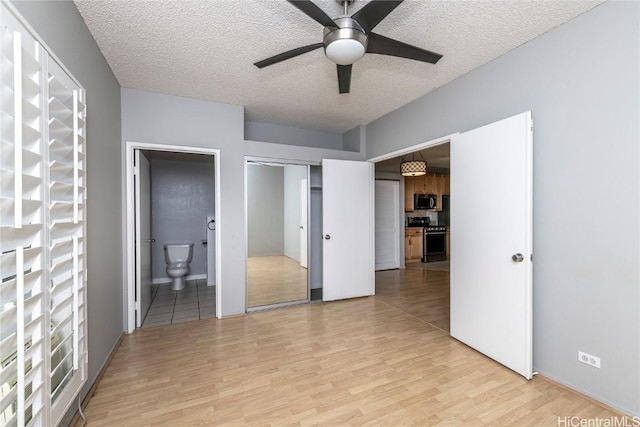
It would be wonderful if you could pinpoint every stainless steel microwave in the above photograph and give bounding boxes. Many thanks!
[414,194,437,210]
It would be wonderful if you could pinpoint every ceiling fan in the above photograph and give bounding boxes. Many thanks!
[254,0,443,94]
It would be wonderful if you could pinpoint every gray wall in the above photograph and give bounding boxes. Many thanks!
[364,2,639,415]
[123,89,365,318]
[246,120,343,150]
[121,88,246,316]
[247,164,284,257]
[284,165,308,262]
[343,125,364,152]
[9,0,123,423]
[150,157,215,280]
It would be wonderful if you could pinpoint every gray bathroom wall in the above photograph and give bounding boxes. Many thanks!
[364,2,640,415]
[283,165,308,262]
[150,156,215,281]
[9,1,123,424]
[247,164,285,257]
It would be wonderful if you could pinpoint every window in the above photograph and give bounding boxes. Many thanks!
[1,3,88,426]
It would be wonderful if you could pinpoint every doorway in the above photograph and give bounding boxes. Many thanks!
[370,112,533,379]
[125,142,221,333]
[373,137,452,332]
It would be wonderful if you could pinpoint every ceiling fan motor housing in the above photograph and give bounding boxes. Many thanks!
[323,17,368,65]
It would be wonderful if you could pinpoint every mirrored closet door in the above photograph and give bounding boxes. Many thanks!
[246,161,310,309]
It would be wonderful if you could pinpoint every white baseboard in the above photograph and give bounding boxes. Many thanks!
[152,273,207,285]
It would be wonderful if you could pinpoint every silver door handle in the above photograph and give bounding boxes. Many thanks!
[145,238,156,244]
[512,253,524,262]
[323,234,331,240]
[300,226,304,229]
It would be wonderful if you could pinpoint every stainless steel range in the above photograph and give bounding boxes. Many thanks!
[407,217,447,263]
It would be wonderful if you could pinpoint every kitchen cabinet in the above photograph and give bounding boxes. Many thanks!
[446,228,450,260]
[442,174,450,195]
[404,228,423,262]
[412,173,438,195]
[436,174,450,212]
[404,176,414,211]
[404,174,450,212]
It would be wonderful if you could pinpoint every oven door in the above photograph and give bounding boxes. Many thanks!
[423,231,447,262]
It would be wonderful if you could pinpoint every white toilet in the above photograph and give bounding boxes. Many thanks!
[164,243,194,291]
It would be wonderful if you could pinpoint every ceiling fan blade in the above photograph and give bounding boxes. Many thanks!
[366,32,443,64]
[351,0,403,34]
[287,0,337,28]
[254,43,324,69]
[337,64,352,94]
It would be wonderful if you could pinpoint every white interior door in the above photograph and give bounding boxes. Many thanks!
[135,150,152,327]
[450,111,533,379]
[300,179,308,268]
[322,159,374,301]
[374,180,400,270]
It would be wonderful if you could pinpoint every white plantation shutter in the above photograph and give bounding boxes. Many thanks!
[47,57,87,424]
[1,4,88,426]
[1,22,47,427]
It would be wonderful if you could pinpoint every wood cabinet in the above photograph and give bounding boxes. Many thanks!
[404,228,423,262]
[404,176,414,211]
[436,174,448,212]
[404,173,450,212]
[446,228,450,260]
[442,173,450,195]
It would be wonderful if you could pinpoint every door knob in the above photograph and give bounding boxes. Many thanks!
[323,234,331,240]
[144,238,156,244]
[300,226,304,230]
[512,253,524,262]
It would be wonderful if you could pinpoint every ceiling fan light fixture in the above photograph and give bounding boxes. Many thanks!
[323,18,367,65]
[325,38,366,65]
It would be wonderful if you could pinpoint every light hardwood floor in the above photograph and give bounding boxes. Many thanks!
[377,267,450,332]
[247,255,308,307]
[79,269,623,426]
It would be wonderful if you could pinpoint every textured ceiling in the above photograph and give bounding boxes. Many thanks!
[74,0,603,134]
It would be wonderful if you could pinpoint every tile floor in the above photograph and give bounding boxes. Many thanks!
[142,279,216,328]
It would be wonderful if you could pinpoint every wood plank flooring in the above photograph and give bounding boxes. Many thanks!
[247,255,308,307]
[80,268,622,426]
[376,267,450,332]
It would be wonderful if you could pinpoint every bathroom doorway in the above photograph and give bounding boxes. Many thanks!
[125,142,221,333]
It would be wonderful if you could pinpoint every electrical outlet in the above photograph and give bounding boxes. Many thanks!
[578,351,601,368]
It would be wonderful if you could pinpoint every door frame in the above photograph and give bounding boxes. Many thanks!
[368,134,456,267]
[125,141,221,333]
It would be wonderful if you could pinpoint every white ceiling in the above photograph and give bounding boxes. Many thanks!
[74,0,603,134]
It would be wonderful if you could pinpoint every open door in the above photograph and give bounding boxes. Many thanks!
[134,150,152,327]
[450,111,533,379]
[322,159,374,301]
